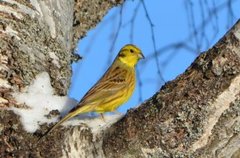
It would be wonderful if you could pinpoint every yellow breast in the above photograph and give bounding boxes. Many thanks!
[95,65,136,113]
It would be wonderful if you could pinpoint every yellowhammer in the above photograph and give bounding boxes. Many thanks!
[40,44,144,138]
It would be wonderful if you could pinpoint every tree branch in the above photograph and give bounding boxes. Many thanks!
[103,20,240,158]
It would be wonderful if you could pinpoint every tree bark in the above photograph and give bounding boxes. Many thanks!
[0,0,240,158]
[103,20,240,158]
[0,0,123,157]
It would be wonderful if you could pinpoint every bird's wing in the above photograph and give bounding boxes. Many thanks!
[80,66,128,105]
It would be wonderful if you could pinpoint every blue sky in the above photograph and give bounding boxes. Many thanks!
[69,0,240,113]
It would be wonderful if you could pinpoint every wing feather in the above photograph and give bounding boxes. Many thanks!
[75,62,129,109]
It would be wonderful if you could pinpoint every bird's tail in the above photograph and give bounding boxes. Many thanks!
[37,104,92,143]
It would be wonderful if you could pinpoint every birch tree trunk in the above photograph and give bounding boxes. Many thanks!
[0,0,240,158]
[0,0,123,157]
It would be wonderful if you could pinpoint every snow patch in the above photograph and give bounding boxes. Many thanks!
[11,72,123,133]
[11,72,75,133]
[64,113,123,134]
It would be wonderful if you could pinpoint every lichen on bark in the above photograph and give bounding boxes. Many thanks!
[103,20,240,158]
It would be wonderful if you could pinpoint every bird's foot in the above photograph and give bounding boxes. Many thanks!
[112,111,123,116]
[100,113,106,122]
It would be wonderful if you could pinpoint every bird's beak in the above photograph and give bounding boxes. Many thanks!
[138,52,145,59]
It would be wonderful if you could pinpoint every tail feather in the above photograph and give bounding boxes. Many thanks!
[37,104,92,143]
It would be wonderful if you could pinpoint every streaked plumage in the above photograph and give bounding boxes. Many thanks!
[39,44,144,140]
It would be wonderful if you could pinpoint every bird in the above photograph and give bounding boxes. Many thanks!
[38,44,144,141]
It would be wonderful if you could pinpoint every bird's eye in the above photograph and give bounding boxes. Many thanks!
[130,49,134,53]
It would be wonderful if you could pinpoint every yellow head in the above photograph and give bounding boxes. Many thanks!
[117,44,144,67]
